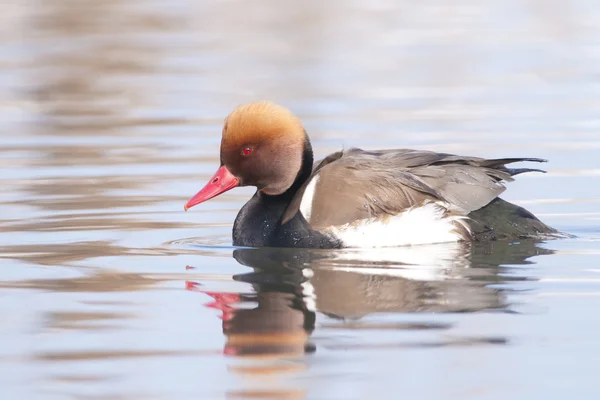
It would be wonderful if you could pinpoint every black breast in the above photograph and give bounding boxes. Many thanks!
[232,192,340,248]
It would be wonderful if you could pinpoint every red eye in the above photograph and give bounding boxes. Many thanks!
[242,147,253,155]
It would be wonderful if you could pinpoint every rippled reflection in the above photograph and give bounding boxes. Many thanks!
[183,240,551,397]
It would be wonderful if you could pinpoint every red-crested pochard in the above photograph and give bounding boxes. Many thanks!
[185,101,559,248]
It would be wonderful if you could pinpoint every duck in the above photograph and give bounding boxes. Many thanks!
[184,101,559,248]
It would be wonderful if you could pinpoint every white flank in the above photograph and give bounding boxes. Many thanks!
[299,174,319,222]
[325,202,469,248]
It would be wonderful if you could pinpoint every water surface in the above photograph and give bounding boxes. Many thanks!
[1,1,600,399]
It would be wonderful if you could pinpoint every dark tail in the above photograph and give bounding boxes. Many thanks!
[481,157,547,176]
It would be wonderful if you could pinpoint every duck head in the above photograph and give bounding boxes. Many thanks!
[184,101,308,211]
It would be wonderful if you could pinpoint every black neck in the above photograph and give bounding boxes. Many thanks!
[232,134,314,247]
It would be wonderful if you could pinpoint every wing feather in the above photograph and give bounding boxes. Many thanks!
[282,148,546,229]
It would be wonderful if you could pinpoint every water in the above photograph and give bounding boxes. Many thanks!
[1,1,600,399]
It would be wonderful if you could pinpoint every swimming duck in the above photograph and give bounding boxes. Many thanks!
[185,101,558,248]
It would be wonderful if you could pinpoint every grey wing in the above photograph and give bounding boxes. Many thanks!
[284,148,545,229]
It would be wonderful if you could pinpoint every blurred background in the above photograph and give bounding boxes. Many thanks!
[1,1,600,399]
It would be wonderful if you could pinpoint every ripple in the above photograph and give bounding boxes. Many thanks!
[163,235,234,249]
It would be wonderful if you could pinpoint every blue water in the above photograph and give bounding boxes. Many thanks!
[1,1,600,399]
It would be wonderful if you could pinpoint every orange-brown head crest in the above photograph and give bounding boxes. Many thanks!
[221,101,305,150]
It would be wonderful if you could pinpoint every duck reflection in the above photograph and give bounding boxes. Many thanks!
[187,240,553,359]
[190,248,316,359]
